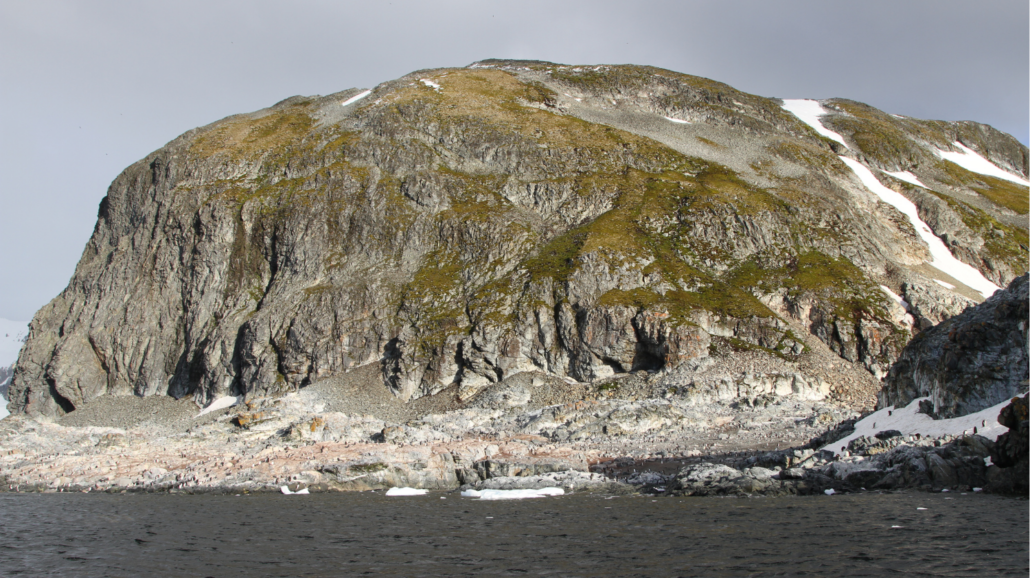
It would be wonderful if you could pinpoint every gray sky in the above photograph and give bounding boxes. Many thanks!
[1,0,1027,321]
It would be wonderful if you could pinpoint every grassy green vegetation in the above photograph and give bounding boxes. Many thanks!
[767,140,849,176]
[695,136,724,148]
[729,250,892,323]
[190,105,315,161]
[821,101,929,166]
[939,160,1029,215]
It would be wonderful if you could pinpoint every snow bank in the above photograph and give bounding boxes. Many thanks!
[340,90,372,107]
[879,285,909,309]
[780,99,849,148]
[936,142,1030,187]
[839,157,999,298]
[663,116,690,124]
[196,395,241,418]
[385,487,429,496]
[461,487,564,500]
[883,170,927,188]
[821,396,1018,456]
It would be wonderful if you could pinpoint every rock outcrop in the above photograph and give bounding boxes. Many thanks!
[987,394,1029,494]
[7,61,1028,418]
[879,274,1029,418]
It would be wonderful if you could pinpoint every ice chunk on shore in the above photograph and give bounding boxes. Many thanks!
[821,395,1019,456]
[281,486,310,495]
[386,487,429,496]
[196,395,240,418]
[340,90,371,107]
[840,157,999,298]
[936,142,1030,187]
[461,487,564,500]
[780,99,849,148]
[663,116,690,124]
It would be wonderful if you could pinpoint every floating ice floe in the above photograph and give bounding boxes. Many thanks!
[196,395,241,418]
[281,486,310,495]
[461,487,565,500]
[936,142,1030,187]
[821,395,1021,456]
[385,487,429,496]
[839,157,999,298]
[780,99,849,148]
[340,90,372,107]
[882,170,927,188]
[663,116,690,124]
[420,79,442,91]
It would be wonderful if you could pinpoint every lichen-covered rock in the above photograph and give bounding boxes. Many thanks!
[7,61,1027,418]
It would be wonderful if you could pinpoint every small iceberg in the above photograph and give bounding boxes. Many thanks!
[461,487,564,500]
[385,487,429,496]
[281,486,310,495]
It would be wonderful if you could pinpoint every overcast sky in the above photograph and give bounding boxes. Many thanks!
[1,0,1027,321]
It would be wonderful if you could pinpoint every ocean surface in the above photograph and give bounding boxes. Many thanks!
[0,491,1026,577]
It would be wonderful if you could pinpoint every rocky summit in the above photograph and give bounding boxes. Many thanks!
[2,60,1028,497]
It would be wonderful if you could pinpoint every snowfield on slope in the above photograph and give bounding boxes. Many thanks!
[840,157,999,298]
[821,395,1019,456]
[883,170,927,188]
[340,90,372,107]
[780,100,849,148]
[936,142,1030,187]
[780,100,999,298]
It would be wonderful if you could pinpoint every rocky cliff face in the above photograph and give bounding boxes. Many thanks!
[8,60,1028,418]
[879,274,1029,418]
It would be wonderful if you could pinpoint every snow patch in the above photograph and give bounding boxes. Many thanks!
[340,90,372,107]
[883,170,927,188]
[420,79,441,91]
[879,285,909,310]
[196,396,240,418]
[820,395,1020,456]
[461,487,564,500]
[386,487,429,496]
[780,99,849,148]
[663,116,690,124]
[839,157,999,298]
[936,142,1030,187]
[933,279,955,290]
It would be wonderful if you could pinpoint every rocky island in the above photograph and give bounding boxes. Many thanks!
[2,61,1027,497]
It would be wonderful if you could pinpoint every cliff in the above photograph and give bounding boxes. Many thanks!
[8,60,1028,418]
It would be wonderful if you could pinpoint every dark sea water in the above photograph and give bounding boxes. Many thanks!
[0,491,1025,577]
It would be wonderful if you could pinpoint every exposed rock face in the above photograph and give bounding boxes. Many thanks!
[880,275,1029,418]
[988,394,1028,494]
[7,61,1028,418]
